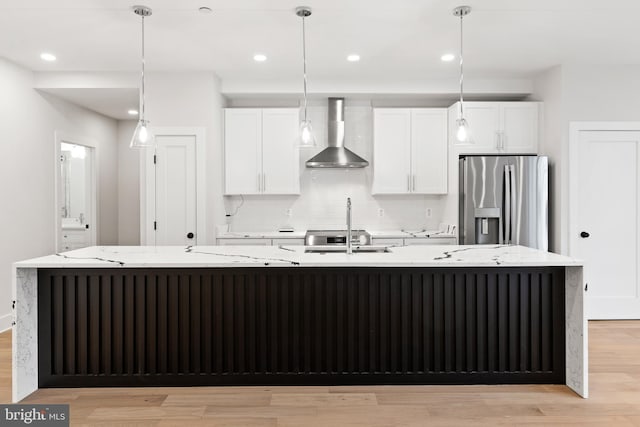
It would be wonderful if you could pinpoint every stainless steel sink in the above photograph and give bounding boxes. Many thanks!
[304,245,391,253]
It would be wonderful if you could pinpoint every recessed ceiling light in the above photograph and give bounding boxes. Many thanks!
[253,54,267,62]
[441,53,456,62]
[40,52,57,62]
[128,109,139,116]
[198,6,213,14]
[347,54,360,62]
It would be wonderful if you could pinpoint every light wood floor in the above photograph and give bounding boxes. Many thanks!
[2,321,640,426]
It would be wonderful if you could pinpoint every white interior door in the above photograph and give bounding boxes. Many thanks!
[572,130,640,319]
[153,135,197,245]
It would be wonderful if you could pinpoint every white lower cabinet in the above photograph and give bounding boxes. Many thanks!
[372,237,456,246]
[216,238,272,246]
[404,237,457,245]
[61,229,91,251]
[272,238,305,246]
[371,238,405,246]
[216,238,304,246]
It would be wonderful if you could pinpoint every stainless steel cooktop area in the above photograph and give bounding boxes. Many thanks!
[304,229,372,246]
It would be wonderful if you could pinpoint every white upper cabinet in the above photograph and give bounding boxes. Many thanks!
[373,108,448,195]
[224,108,300,195]
[372,109,412,194]
[411,109,448,194]
[449,101,540,154]
[261,109,300,194]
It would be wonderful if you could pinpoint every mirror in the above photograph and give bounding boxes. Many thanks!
[60,143,89,222]
[57,140,96,251]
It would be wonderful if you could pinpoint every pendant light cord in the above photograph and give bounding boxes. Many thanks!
[141,14,146,121]
[302,15,308,122]
[458,13,464,118]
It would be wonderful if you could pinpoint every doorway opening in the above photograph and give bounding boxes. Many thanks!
[55,132,97,252]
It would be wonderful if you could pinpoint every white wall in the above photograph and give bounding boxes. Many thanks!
[117,72,226,244]
[529,64,640,254]
[0,57,118,331]
[529,66,565,253]
[224,100,446,232]
[117,120,140,245]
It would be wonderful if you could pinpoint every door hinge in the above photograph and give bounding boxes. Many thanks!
[153,154,157,164]
[153,221,157,230]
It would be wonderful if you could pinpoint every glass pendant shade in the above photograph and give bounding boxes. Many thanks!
[299,119,316,147]
[453,5,472,145]
[130,6,154,150]
[456,117,469,143]
[130,119,155,148]
[296,6,316,147]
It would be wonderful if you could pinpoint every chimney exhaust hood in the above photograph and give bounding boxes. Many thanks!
[305,98,369,168]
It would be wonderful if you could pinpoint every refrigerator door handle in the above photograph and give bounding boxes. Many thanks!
[510,164,517,245]
[504,164,511,244]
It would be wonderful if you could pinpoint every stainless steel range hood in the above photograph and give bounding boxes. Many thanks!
[305,98,369,168]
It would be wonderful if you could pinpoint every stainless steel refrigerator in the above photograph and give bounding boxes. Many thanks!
[459,155,548,250]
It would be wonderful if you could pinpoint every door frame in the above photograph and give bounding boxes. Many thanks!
[140,127,206,246]
[54,131,98,252]
[568,122,640,256]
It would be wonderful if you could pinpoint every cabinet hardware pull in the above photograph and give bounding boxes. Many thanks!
[412,175,416,191]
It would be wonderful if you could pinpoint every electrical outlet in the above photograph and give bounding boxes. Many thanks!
[378,208,385,217]
[425,208,432,218]
[285,208,293,217]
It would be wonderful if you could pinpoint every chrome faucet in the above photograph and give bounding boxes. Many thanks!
[346,197,352,254]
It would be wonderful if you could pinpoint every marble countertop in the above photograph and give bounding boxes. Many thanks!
[217,230,456,239]
[14,245,582,269]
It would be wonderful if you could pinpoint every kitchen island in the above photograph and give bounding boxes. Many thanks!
[12,245,586,402]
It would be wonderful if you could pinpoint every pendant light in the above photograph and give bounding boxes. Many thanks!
[295,6,316,147]
[130,5,154,149]
[453,6,471,143]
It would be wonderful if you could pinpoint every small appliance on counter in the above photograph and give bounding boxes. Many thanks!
[459,155,548,250]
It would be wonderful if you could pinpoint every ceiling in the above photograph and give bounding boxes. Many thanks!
[38,88,139,120]
[1,0,639,118]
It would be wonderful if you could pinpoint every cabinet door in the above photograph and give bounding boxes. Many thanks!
[500,103,539,154]
[372,109,412,194]
[411,109,448,194]
[403,237,456,245]
[371,238,405,246]
[272,238,305,246]
[216,238,271,246]
[224,109,262,195]
[450,102,500,152]
[262,109,300,194]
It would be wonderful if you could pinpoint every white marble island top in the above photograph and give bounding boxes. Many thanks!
[14,244,582,269]
[12,244,587,402]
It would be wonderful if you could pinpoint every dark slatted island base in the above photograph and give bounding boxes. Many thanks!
[12,245,587,402]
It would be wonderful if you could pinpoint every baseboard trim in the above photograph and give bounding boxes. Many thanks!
[0,313,12,333]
